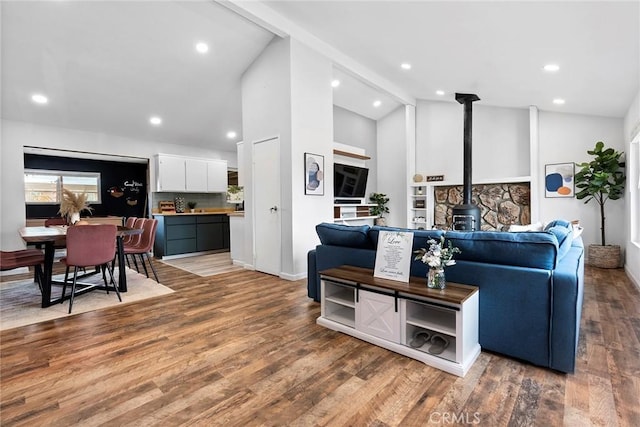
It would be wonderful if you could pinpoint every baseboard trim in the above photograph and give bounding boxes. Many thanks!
[280,271,306,281]
[625,265,640,291]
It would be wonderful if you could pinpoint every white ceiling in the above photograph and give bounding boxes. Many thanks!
[2,1,638,154]
[267,0,639,117]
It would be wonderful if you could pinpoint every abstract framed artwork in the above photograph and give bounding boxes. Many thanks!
[545,162,575,198]
[304,153,324,195]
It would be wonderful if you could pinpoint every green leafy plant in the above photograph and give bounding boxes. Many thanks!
[369,193,390,218]
[575,141,626,246]
[187,201,197,209]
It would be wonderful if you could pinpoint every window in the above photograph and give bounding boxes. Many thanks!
[24,170,101,204]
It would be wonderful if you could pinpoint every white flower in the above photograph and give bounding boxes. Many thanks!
[414,236,461,270]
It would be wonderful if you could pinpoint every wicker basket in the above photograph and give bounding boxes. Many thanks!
[588,244,621,269]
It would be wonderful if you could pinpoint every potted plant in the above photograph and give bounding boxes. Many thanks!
[369,193,390,226]
[575,141,626,268]
[187,201,197,213]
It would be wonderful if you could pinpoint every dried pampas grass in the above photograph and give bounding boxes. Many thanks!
[58,188,93,220]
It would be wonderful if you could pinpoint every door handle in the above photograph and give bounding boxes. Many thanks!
[270,206,278,212]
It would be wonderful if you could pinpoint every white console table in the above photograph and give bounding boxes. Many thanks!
[319,265,480,377]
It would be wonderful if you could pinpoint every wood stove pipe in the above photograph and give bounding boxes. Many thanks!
[455,93,480,204]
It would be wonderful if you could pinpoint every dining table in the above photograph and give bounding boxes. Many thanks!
[19,225,143,308]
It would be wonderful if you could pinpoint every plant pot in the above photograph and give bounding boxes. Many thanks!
[588,244,620,268]
[375,218,387,226]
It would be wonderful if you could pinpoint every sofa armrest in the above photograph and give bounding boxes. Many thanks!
[549,244,585,373]
[307,249,319,302]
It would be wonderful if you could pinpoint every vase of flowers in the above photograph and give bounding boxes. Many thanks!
[58,189,93,224]
[414,235,461,289]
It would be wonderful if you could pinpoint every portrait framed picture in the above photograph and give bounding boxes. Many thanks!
[304,153,324,195]
[545,162,575,198]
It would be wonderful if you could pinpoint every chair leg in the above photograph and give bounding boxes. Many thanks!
[101,265,109,294]
[105,263,121,302]
[138,253,150,278]
[144,253,160,283]
[61,266,71,304]
[34,265,44,293]
[68,266,79,314]
[131,254,140,272]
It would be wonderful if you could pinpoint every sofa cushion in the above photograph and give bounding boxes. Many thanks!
[445,231,559,270]
[315,223,372,249]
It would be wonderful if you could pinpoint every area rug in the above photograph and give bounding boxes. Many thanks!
[0,268,174,331]
[159,252,244,277]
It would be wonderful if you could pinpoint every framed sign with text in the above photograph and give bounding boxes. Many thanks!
[373,230,414,282]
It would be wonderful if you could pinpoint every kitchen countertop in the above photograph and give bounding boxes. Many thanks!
[227,211,245,217]
[153,209,234,216]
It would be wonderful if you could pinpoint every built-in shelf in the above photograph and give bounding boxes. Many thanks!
[333,149,371,160]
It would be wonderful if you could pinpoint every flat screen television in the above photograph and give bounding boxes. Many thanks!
[334,163,369,198]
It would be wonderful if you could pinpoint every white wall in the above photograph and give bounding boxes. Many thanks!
[538,112,625,248]
[377,106,408,227]
[333,105,377,196]
[624,90,640,287]
[415,100,530,181]
[289,38,334,277]
[241,37,333,279]
[0,119,234,250]
[241,36,291,270]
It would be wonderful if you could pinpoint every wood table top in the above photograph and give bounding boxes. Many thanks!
[320,265,478,305]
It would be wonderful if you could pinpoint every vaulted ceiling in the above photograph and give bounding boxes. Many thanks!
[2,1,638,153]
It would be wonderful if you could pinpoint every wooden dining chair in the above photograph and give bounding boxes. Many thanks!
[60,224,120,313]
[1,249,45,291]
[123,218,159,282]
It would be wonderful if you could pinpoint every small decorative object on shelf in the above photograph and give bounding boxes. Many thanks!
[414,235,461,289]
[174,196,185,213]
[58,188,93,224]
[187,201,197,213]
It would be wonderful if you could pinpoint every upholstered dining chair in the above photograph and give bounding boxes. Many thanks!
[1,249,45,290]
[123,218,159,282]
[120,217,137,245]
[60,224,120,313]
[123,218,145,269]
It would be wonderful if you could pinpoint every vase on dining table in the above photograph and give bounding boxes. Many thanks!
[69,212,80,225]
[427,268,446,290]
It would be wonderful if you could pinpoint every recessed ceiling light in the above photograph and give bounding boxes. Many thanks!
[31,94,48,104]
[553,98,566,105]
[435,90,445,96]
[401,63,412,70]
[373,100,382,107]
[226,131,237,139]
[544,64,560,72]
[331,79,340,88]
[149,116,162,126]
[195,42,209,54]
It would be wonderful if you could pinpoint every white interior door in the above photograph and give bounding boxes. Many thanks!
[253,137,281,276]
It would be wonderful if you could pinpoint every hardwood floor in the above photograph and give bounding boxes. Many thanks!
[1,262,638,426]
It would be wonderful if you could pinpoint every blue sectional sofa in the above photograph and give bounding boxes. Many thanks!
[307,220,585,373]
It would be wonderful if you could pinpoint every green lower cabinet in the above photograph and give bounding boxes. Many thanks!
[154,214,230,257]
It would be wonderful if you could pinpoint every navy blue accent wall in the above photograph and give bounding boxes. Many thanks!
[24,154,148,219]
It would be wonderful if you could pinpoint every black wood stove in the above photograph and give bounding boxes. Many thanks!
[452,93,481,231]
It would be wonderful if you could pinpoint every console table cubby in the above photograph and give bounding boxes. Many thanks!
[318,265,480,377]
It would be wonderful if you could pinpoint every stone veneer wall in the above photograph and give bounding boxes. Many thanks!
[434,182,530,231]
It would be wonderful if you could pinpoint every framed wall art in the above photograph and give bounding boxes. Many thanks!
[304,153,324,195]
[545,162,575,198]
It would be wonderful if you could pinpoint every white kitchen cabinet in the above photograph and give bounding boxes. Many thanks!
[156,155,186,192]
[156,154,227,193]
[185,159,208,192]
[206,159,228,192]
